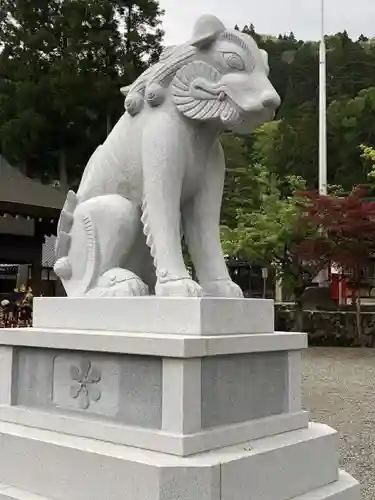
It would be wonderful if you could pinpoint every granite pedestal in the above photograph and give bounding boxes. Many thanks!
[0,297,360,500]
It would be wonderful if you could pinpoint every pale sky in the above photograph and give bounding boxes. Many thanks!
[159,0,375,45]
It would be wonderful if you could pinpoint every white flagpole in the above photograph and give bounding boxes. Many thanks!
[315,0,329,287]
[319,0,327,195]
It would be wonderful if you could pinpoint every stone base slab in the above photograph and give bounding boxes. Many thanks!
[33,297,274,335]
[296,471,360,499]
[0,296,360,499]
[0,421,356,500]
[0,472,360,500]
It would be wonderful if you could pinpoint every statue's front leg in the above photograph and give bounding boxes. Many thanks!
[183,142,243,298]
[142,118,203,297]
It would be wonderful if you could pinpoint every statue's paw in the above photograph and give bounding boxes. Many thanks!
[202,279,244,298]
[156,278,204,297]
[111,278,149,297]
[87,269,149,297]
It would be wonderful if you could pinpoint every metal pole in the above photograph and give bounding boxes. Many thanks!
[315,0,329,286]
[319,0,327,195]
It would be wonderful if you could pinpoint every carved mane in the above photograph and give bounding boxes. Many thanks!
[122,44,198,116]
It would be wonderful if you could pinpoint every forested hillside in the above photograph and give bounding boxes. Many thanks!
[230,25,375,190]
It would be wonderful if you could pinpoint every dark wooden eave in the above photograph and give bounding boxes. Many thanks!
[0,156,66,219]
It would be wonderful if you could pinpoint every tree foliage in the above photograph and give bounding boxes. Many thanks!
[232,25,375,190]
[296,187,375,337]
[220,164,320,310]
[327,88,375,187]
[220,133,259,228]
[0,0,164,185]
[221,165,306,262]
[360,144,375,182]
[297,188,375,274]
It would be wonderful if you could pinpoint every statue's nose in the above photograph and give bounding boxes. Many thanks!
[261,91,281,109]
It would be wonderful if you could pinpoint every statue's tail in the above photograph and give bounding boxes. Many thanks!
[54,191,101,296]
[54,191,78,281]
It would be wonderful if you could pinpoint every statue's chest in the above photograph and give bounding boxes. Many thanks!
[181,129,216,199]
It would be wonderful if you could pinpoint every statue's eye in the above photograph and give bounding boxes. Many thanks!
[221,52,245,71]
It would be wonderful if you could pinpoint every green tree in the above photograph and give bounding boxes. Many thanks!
[220,133,258,228]
[328,88,375,188]
[0,0,164,185]
[360,144,375,181]
[220,164,318,329]
[238,24,375,188]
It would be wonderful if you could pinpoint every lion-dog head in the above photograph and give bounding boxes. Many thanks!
[122,14,280,134]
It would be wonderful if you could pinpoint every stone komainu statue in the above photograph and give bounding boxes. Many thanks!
[54,14,281,298]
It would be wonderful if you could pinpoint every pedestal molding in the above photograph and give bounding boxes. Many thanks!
[0,328,307,358]
[0,406,309,456]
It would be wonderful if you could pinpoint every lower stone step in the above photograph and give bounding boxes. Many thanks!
[0,470,360,500]
[292,471,360,499]
[0,420,340,500]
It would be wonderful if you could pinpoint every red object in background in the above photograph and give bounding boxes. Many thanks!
[331,274,348,303]
[297,188,375,298]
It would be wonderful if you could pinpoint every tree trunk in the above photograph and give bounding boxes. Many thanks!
[125,3,133,54]
[293,295,304,332]
[261,267,268,298]
[354,288,363,344]
[58,148,68,190]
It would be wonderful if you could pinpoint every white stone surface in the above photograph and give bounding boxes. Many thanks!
[295,471,360,499]
[0,421,344,500]
[33,296,275,335]
[0,328,306,358]
[52,355,120,415]
[0,278,359,500]
[0,471,359,500]
[201,352,289,428]
[0,405,308,456]
[0,421,219,500]
[0,485,54,500]
[14,349,297,433]
[220,423,339,500]
[15,349,163,428]
[53,15,280,298]
[162,358,201,433]
[288,350,303,412]
[0,478,360,500]
[0,348,14,405]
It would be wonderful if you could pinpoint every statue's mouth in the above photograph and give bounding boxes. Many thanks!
[191,80,275,117]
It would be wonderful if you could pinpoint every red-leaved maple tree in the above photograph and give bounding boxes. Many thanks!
[296,186,375,339]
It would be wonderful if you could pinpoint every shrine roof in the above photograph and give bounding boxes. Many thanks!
[0,155,66,218]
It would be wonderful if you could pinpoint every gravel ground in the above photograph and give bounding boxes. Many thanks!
[302,347,375,500]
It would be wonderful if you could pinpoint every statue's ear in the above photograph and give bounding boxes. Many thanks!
[120,85,131,96]
[189,14,225,49]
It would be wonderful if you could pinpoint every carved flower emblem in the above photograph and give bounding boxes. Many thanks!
[69,360,101,409]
